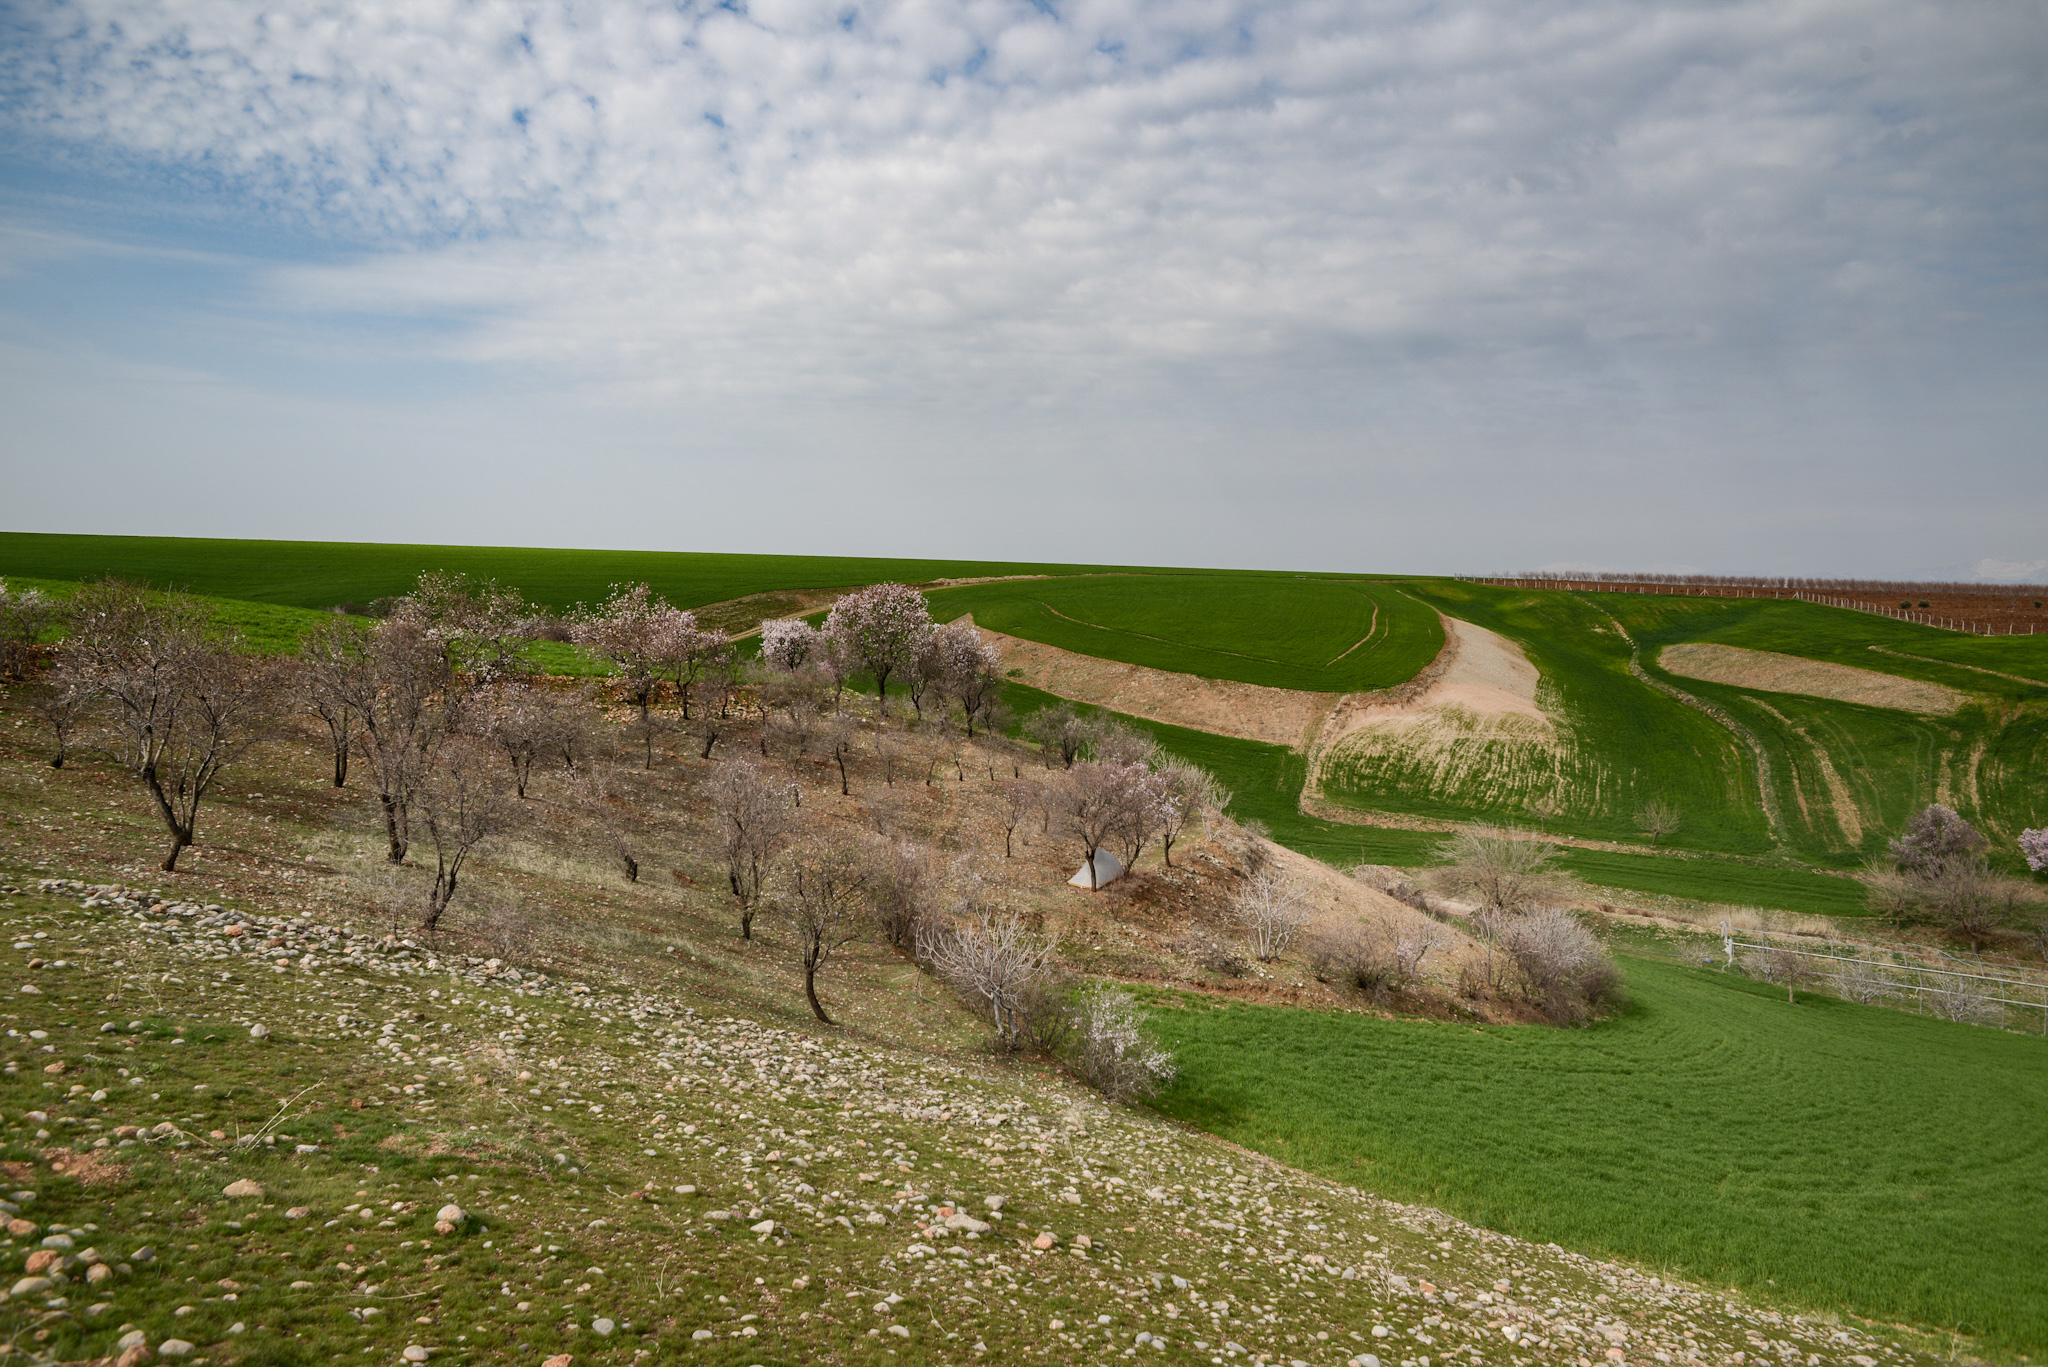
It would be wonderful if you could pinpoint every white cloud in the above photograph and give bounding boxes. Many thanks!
[1,0,2044,570]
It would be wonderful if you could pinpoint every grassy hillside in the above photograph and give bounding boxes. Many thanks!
[1320,583,2048,872]
[931,576,1444,693]
[1141,954,2048,1356]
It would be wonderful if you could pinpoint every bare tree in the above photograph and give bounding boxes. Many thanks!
[1526,792,1561,833]
[571,764,641,882]
[708,760,796,939]
[824,583,933,718]
[1425,826,1567,915]
[922,900,1060,1046]
[997,776,1038,857]
[780,829,872,1024]
[1086,716,1160,768]
[666,625,730,720]
[60,583,281,872]
[0,580,61,679]
[417,736,513,932]
[1232,868,1309,961]
[1634,800,1682,847]
[1868,857,2038,952]
[905,629,950,722]
[1055,760,1152,890]
[819,714,859,795]
[1023,702,1090,769]
[483,681,565,798]
[27,674,90,768]
[299,616,370,787]
[336,610,463,864]
[938,624,1007,737]
[1111,765,1171,869]
[1155,760,1225,867]
[873,730,903,787]
[868,840,938,951]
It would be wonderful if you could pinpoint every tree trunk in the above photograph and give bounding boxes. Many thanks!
[836,753,849,795]
[622,854,639,882]
[701,731,719,760]
[803,955,833,1024]
[332,746,349,788]
[739,905,755,940]
[160,828,191,872]
[381,795,408,864]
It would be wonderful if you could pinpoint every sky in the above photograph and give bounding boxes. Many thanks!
[1,0,2044,579]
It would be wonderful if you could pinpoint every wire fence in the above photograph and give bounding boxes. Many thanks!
[1636,923,2048,1034]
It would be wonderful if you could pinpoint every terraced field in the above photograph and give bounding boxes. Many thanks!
[930,575,1443,693]
[1142,952,2048,1357]
[1319,583,2048,871]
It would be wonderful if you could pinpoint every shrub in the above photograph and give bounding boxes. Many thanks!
[920,902,1060,1049]
[1483,909,1625,1024]
[1231,868,1309,961]
[1067,986,1177,1102]
[1305,920,1402,998]
[1425,827,1567,914]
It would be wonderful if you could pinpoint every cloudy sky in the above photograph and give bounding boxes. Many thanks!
[1,0,2044,578]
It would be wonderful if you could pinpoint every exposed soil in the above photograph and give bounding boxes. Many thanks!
[1658,642,1967,714]
[962,616,1341,748]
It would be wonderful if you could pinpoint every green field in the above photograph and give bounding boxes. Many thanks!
[1552,848,1871,916]
[0,530,1129,611]
[1319,582,2048,872]
[1004,683,1879,910]
[1141,955,2048,1356]
[931,574,1443,693]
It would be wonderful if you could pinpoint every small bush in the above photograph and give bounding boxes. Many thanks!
[1067,986,1177,1102]
[1482,909,1625,1024]
[1305,921,1402,997]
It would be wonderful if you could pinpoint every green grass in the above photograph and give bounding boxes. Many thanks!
[1140,955,2048,1356]
[0,530,1144,612]
[1552,849,1871,916]
[930,575,1443,693]
[1320,582,2048,872]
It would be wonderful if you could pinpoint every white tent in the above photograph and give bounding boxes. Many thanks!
[1067,850,1125,890]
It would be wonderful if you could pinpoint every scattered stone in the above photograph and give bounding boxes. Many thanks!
[249,1024,269,1039]
[157,1340,194,1358]
[9,1276,53,1296]
[286,1206,311,1219]
[542,1355,574,1367]
[402,1347,430,1363]
[222,1179,264,1198]
[591,1318,615,1336]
